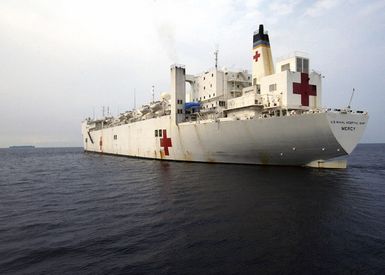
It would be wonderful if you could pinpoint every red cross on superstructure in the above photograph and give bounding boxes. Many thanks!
[293,73,317,106]
[253,51,261,62]
[160,129,172,156]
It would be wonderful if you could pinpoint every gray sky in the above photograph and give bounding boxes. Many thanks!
[0,0,384,147]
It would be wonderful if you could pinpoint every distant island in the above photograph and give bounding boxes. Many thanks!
[9,146,35,149]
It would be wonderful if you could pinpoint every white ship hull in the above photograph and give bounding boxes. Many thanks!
[82,111,368,167]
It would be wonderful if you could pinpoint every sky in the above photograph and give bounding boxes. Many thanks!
[0,0,384,147]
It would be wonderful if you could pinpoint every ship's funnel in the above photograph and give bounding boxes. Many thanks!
[170,65,186,124]
[252,24,274,85]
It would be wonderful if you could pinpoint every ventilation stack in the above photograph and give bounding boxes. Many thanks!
[170,65,186,124]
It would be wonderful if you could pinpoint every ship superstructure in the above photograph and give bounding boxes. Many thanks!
[81,25,368,168]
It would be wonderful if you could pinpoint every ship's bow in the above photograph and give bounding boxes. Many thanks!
[326,110,368,154]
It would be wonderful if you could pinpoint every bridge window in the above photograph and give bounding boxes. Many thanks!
[296,58,302,72]
[281,63,290,71]
[303,59,309,74]
[296,57,309,74]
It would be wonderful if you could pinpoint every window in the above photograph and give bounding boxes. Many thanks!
[296,58,302,72]
[213,93,215,96]
[269,84,277,91]
[203,77,205,80]
[296,57,309,74]
[204,86,206,90]
[155,130,158,137]
[85,138,88,143]
[159,129,162,137]
[210,84,212,88]
[212,73,214,77]
[303,59,309,74]
[113,134,118,140]
[281,63,290,71]
[204,96,206,99]
[219,101,226,107]
[209,94,211,98]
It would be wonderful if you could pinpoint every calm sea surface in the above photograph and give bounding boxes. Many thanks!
[0,144,384,274]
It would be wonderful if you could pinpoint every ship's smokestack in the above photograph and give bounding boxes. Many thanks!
[252,24,274,85]
[170,65,186,124]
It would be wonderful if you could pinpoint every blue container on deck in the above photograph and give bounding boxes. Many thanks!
[184,102,200,109]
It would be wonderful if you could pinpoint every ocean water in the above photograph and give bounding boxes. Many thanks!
[0,144,384,274]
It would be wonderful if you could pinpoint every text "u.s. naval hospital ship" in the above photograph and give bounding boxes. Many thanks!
[82,25,368,168]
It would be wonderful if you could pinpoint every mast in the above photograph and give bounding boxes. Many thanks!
[214,49,218,70]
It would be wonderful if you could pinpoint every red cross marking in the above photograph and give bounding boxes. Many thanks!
[293,73,317,106]
[253,51,261,62]
[160,130,172,156]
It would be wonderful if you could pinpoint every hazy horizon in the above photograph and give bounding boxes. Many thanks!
[1,0,384,147]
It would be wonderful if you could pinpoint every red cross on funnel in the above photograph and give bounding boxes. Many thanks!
[253,51,261,62]
[160,130,172,156]
[293,73,317,106]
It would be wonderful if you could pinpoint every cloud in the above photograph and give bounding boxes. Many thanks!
[305,0,339,17]
[359,0,385,16]
[156,22,179,63]
[269,0,302,16]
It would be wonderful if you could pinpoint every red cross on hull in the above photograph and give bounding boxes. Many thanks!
[160,130,172,156]
[293,73,317,106]
[253,51,261,62]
